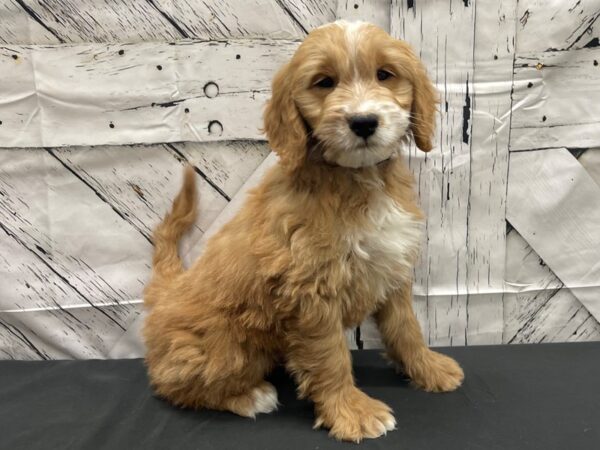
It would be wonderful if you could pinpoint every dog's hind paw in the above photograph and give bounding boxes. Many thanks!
[248,382,279,416]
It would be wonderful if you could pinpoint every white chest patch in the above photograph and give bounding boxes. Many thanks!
[345,192,423,299]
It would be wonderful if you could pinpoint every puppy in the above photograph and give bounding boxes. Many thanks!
[143,20,464,442]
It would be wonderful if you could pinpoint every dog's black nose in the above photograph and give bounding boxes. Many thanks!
[348,114,379,139]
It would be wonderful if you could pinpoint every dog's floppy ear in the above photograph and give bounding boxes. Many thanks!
[263,62,307,171]
[401,45,438,152]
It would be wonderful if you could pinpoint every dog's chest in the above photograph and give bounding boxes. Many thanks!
[341,193,423,301]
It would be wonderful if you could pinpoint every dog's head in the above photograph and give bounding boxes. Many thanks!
[263,20,437,171]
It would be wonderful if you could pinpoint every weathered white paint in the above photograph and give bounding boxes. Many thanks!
[510,48,600,151]
[0,0,336,44]
[0,141,268,358]
[392,0,476,346]
[516,0,600,53]
[507,148,600,322]
[0,40,298,147]
[336,0,390,31]
[503,228,600,344]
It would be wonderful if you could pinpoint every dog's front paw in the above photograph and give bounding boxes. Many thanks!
[315,388,395,442]
[407,350,464,392]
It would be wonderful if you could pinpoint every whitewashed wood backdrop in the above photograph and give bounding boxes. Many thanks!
[0,0,599,359]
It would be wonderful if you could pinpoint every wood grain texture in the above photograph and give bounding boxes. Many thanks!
[148,0,304,39]
[507,148,600,322]
[458,0,516,345]
[504,228,600,343]
[0,40,298,147]
[337,0,390,31]
[0,0,337,44]
[278,0,337,33]
[171,140,270,199]
[510,48,600,151]
[149,0,336,39]
[0,0,60,44]
[392,0,476,346]
[8,0,182,43]
[48,144,229,240]
[0,142,268,359]
[516,0,600,53]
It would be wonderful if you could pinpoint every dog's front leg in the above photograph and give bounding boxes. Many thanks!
[284,302,395,442]
[374,281,464,392]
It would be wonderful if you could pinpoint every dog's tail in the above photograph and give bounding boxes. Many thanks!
[151,165,198,279]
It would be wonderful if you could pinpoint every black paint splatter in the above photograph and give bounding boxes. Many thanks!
[35,245,48,256]
[156,65,163,71]
[527,82,533,88]
[235,54,241,60]
[462,80,471,144]
[154,100,177,108]
[519,10,530,27]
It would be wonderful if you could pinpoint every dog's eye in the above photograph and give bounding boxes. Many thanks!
[377,69,394,81]
[314,76,335,88]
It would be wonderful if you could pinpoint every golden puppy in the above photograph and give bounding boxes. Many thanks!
[143,20,464,442]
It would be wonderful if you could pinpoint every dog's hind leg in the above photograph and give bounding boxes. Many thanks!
[145,327,278,417]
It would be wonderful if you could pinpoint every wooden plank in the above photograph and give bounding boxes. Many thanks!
[463,0,516,345]
[0,164,143,359]
[147,0,316,39]
[503,228,600,343]
[0,0,60,44]
[507,288,600,343]
[0,40,298,147]
[0,302,144,359]
[516,0,600,53]
[510,48,600,151]
[1,0,336,44]
[507,148,600,321]
[391,0,477,346]
[337,0,390,31]
[10,0,184,43]
[0,148,152,309]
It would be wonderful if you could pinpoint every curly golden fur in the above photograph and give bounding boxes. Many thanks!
[143,20,464,442]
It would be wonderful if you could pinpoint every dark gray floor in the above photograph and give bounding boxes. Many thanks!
[1,343,598,450]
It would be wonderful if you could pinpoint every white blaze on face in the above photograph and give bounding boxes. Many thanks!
[338,19,368,71]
